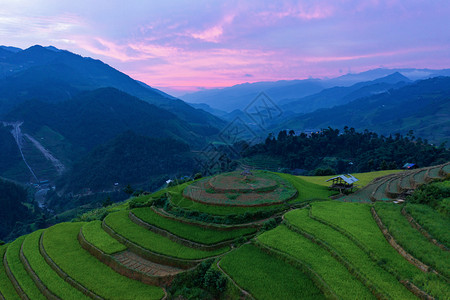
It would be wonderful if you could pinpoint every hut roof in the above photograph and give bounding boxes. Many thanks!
[326,174,359,184]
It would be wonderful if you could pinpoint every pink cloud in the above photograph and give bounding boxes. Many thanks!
[189,13,235,43]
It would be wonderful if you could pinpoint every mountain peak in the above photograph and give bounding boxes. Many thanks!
[372,72,411,84]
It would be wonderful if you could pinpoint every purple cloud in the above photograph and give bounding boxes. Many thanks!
[0,0,449,94]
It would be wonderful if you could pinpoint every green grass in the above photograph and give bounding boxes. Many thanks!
[5,235,46,300]
[42,222,164,300]
[0,245,20,300]
[298,170,402,188]
[375,203,450,278]
[104,211,229,259]
[132,208,256,245]
[220,244,325,300]
[311,201,450,299]
[284,209,414,299]
[276,172,335,202]
[405,203,450,247]
[82,221,127,255]
[22,230,89,300]
[257,225,374,299]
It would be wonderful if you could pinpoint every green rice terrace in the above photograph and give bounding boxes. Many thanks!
[1,164,449,299]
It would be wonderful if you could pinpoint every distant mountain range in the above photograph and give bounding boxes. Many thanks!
[275,76,450,145]
[181,68,450,112]
[279,72,411,114]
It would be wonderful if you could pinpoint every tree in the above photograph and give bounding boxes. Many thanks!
[124,184,134,195]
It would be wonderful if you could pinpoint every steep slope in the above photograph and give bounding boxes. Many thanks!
[6,87,207,152]
[58,131,194,193]
[0,45,224,131]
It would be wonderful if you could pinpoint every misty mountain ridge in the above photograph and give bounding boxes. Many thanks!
[182,68,450,112]
[276,76,450,145]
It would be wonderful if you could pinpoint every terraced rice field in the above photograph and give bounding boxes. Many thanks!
[168,187,285,215]
[400,172,415,190]
[337,164,449,203]
[5,236,46,300]
[1,169,448,300]
[413,169,427,186]
[284,209,414,299]
[340,182,376,202]
[427,166,442,179]
[132,207,256,245]
[42,222,165,300]
[220,244,325,300]
[81,220,127,255]
[257,225,374,299]
[22,230,89,300]
[104,211,229,259]
[442,163,450,174]
[310,201,450,299]
[183,171,297,206]
[405,204,450,247]
[371,178,391,201]
[375,203,450,278]
[299,170,402,188]
[388,177,402,195]
[0,245,20,300]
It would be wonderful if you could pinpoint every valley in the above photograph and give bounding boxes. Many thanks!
[0,45,449,300]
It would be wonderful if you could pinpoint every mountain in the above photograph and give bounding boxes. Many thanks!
[0,45,224,131]
[0,177,43,242]
[276,76,450,144]
[181,68,450,113]
[182,79,326,112]
[279,72,411,114]
[0,87,215,185]
[6,87,209,151]
[57,131,194,193]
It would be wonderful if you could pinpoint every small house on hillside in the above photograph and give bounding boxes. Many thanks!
[403,163,418,169]
[326,174,359,193]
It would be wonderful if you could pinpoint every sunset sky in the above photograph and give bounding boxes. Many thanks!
[1,0,449,95]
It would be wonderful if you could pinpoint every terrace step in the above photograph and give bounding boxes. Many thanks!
[441,163,450,176]
[387,176,402,197]
[371,177,393,201]
[425,165,441,180]
[412,169,427,188]
[399,171,416,190]
[113,251,183,277]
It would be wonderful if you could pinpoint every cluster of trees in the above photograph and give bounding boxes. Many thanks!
[0,178,38,241]
[168,259,227,299]
[242,127,450,174]
[58,131,194,193]
[408,180,450,215]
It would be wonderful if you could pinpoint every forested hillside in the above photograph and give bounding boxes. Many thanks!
[243,127,450,174]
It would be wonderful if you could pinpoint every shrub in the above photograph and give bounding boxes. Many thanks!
[313,168,337,176]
